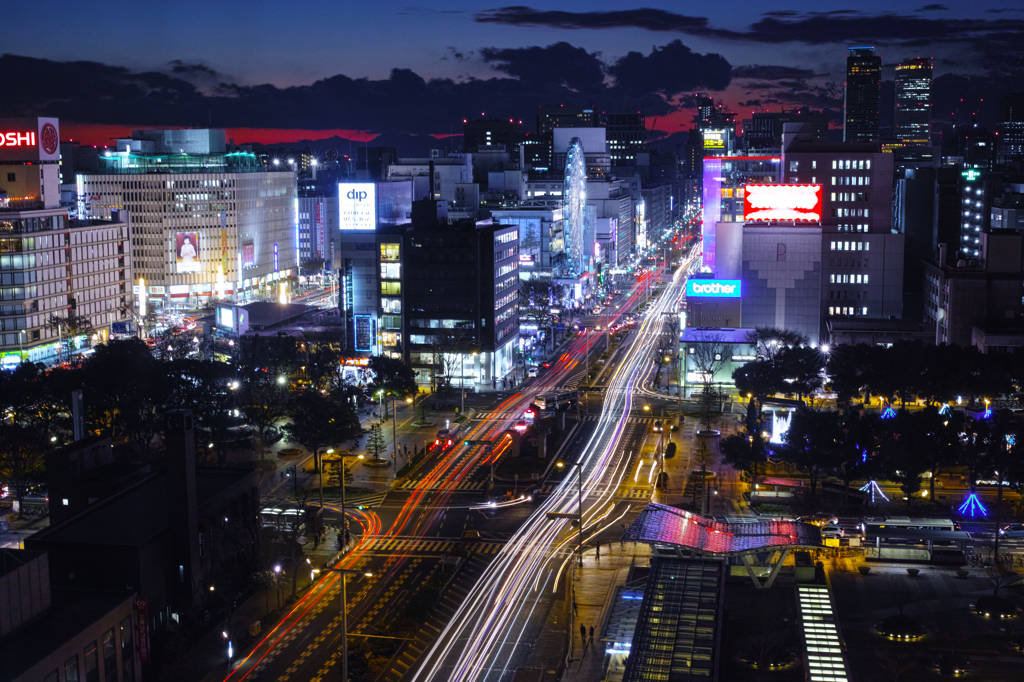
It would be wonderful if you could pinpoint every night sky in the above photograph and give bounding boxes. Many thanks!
[4,1,1022,145]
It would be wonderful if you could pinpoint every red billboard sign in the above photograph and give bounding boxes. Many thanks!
[0,118,60,162]
[743,184,822,222]
[134,595,150,663]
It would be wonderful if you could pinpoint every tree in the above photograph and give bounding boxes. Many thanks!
[46,313,95,365]
[877,410,934,508]
[300,257,326,275]
[689,331,731,430]
[365,423,387,462]
[733,359,786,425]
[782,407,842,504]
[431,328,472,407]
[367,356,418,416]
[283,389,362,471]
[721,432,768,485]
[833,408,879,511]
[0,424,45,519]
[745,327,808,362]
[775,346,825,401]
[240,370,290,459]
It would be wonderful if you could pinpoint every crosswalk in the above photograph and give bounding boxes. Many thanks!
[342,492,388,508]
[360,537,505,555]
[397,478,489,491]
[471,411,659,424]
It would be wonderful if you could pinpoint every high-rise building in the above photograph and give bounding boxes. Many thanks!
[78,129,298,310]
[603,112,647,166]
[996,92,1024,163]
[535,105,598,170]
[462,118,526,153]
[0,117,134,366]
[894,57,932,147]
[743,110,829,154]
[376,201,519,386]
[844,48,882,144]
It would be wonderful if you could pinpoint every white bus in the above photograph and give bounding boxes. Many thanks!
[861,516,959,536]
[534,390,578,411]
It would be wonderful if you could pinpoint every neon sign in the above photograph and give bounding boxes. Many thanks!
[744,184,822,222]
[1,132,36,147]
[686,279,741,298]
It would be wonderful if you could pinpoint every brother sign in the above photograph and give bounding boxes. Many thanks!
[338,182,376,230]
[686,279,742,298]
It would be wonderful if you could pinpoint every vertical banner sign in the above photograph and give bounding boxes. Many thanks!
[315,200,325,259]
[355,315,372,351]
[220,211,228,277]
[135,596,150,663]
[274,243,279,272]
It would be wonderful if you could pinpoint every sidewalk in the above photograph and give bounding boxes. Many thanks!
[523,541,653,681]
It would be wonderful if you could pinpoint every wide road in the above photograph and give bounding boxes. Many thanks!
[216,269,660,682]
[410,250,699,682]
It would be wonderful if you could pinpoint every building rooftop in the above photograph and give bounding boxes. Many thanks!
[0,548,44,579]
[31,467,255,547]
[241,302,317,330]
[0,589,133,682]
[621,557,725,682]
[622,503,822,556]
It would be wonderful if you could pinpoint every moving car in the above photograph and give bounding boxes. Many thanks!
[527,366,539,378]
[652,420,663,433]
[999,524,1024,539]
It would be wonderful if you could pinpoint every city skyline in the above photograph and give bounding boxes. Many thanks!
[4,1,1022,144]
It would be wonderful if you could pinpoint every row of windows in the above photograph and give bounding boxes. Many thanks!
[829,241,871,251]
[381,282,401,295]
[832,176,871,186]
[496,230,519,244]
[832,208,870,218]
[830,306,868,316]
[830,192,870,202]
[836,223,869,232]
[832,159,872,170]
[830,273,869,284]
[829,290,868,300]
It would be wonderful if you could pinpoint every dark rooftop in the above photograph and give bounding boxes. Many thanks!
[0,589,133,682]
[30,467,255,547]
[241,302,317,329]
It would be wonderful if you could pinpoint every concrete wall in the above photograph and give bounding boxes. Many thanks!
[742,226,823,344]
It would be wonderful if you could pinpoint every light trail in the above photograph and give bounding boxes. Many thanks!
[411,257,693,682]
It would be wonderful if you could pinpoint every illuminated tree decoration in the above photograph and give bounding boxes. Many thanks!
[561,137,587,278]
[881,407,896,419]
[859,480,889,504]
[958,492,988,517]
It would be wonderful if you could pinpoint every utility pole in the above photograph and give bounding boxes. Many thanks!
[549,461,585,566]
[465,439,497,493]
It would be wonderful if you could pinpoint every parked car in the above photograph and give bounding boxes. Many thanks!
[999,523,1024,539]
[821,523,845,539]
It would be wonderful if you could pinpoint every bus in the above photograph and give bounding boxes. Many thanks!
[261,504,325,541]
[861,517,960,536]
[534,390,579,411]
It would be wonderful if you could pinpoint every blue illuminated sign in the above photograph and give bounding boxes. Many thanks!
[686,279,741,298]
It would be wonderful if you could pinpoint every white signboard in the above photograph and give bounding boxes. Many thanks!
[339,183,376,231]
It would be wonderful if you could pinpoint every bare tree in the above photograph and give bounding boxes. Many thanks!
[874,649,916,682]
[0,424,45,519]
[431,327,471,408]
[46,313,94,364]
[690,331,731,430]
[745,327,808,363]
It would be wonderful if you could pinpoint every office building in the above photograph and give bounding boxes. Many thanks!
[0,549,141,682]
[997,92,1024,163]
[27,412,262,635]
[462,118,526,154]
[1,117,134,366]
[743,110,829,154]
[297,194,328,266]
[355,146,398,181]
[603,112,646,166]
[376,200,519,386]
[535,105,598,170]
[894,57,932,147]
[844,48,882,143]
[76,129,298,309]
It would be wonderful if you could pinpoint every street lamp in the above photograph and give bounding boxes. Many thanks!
[460,351,478,415]
[550,461,585,566]
[278,375,286,385]
[322,568,373,682]
[327,452,365,553]
[273,564,282,609]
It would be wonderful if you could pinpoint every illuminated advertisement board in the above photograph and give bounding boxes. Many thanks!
[217,307,234,329]
[174,232,201,273]
[0,117,60,163]
[339,183,377,231]
[354,314,373,351]
[686,279,741,298]
[743,184,822,222]
[703,129,726,150]
[242,243,255,270]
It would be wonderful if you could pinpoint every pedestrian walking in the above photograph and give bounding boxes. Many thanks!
[572,599,578,617]
[580,624,587,646]
[589,626,594,647]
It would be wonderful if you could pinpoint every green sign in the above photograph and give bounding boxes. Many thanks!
[961,169,981,181]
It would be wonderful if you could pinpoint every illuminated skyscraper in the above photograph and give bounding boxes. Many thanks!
[894,57,932,146]
[843,47,881,144]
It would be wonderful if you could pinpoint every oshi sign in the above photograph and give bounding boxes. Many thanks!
[744,184,822,222]
[686,280,741,298]
[0,117,60,162]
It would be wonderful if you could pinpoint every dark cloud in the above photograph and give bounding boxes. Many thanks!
[475,6,1024,50]
[0,43,731,133]
[607,40,731,97]
[480,42,605,91]
[732,65,820,80]
[441,47,475,62]
[739,99,763,107]
[917,4,948,10]
[476,7,712,33]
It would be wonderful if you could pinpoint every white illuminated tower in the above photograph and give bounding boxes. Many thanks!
[561,137,587,278]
